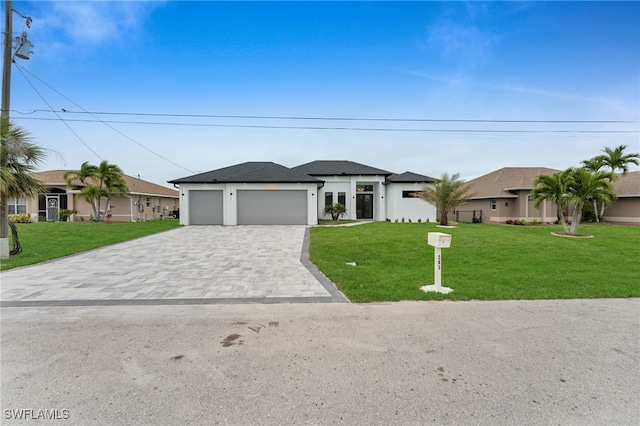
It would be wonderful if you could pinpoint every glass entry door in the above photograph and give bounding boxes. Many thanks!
[356,194,373,219]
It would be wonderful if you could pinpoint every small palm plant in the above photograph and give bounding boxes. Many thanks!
[413,173,473,226]
[324,203,347,220]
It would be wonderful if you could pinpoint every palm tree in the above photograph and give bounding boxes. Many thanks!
[64,160,128,221]
[1,119,46,258]
[600,144,640,175]
[413,172,473,226]
[581,156,606,222]
[593,145,639,220]
[532,169,573,234]
[566,168,616,235]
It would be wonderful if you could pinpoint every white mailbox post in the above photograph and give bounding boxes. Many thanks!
[420,232,453,294]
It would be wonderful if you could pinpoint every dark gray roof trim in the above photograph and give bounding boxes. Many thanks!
[169,162,323,184]
[292,160,393,176]
[386,171,435,183]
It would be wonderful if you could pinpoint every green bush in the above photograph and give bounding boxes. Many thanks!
[9,213,31,223]
[59,209,78,221]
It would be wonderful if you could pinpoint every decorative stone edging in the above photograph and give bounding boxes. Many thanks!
[551,232,594,239]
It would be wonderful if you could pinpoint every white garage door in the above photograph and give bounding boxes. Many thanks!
[237,190,307,225]
[189,190,223,225]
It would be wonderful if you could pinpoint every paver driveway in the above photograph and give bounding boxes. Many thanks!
[0,226,346,306]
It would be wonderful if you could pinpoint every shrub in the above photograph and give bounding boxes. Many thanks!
[9,213,31,223]
[408,218,412,223]
[394,219,398,223]
[417,218,422,223]
[506,220,514,225]
[59,209,78,222]
[401,218,405,223]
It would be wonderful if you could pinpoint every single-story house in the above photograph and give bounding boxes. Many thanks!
[168,160,436,226]
[463,167,640,224]
[8,170,180,222]
[463,167,561,224]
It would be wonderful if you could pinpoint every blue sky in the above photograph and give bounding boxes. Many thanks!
[6,1,639,186]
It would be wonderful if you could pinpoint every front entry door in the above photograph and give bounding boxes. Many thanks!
[356,194,373,219]
[47,197,59,222]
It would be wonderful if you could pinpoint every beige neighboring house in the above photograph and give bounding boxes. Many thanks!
[604,171,640,224]
[463,167,640,225]
[11,171,180,222]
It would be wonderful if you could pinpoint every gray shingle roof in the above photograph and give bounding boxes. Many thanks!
[386,171,435,183]
[613,171,640,197]
[168,162,323,184]
[292,160,393,176]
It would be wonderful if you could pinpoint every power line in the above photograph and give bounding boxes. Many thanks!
[15,109,638,124]
[14,64,196,174]
[12,116,638,134]
[14,64,104,161]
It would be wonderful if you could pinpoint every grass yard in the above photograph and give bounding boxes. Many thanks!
[310,222,640,302]
[1,220,181,271]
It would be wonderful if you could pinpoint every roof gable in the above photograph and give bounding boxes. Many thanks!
[169,162,322,184]
[292,160,392,176]
[386,171,435,184]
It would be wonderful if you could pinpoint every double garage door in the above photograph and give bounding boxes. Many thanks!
[189,190,308,225]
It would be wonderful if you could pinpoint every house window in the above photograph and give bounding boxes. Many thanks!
[527,195,533,202]
[402,190,423,198]
[490,199,497,211]
[146,197,150,207]
[357,185,374,193]
[8,197,27,214]
[338,192,346,205]
[325,192,333,207]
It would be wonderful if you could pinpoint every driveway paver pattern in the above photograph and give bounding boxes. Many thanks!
[0,226,346,306]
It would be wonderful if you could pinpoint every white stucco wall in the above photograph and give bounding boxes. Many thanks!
[178,182,319,225]
[385,183,436,222]
[320,175,387,221]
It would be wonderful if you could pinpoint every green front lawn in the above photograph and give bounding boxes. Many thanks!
[310,222,640,302]
[1,220,181,271]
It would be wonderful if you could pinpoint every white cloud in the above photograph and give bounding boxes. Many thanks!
[28,1,164,57]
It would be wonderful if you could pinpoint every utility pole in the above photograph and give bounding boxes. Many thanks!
[1,0,32,259]
[1,0,14,259]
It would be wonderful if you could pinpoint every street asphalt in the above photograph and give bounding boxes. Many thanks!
[1,298,638,425]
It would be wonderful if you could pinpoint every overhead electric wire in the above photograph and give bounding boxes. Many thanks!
[16,109,637,124]
[14,64,105,161]
[15,64,197,174]
[12,116,638,134]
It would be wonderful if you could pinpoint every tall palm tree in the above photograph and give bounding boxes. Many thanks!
[413,172,473,226]
[566,168,616,235]
[593,145,639,220]
[532,169,573,234]
[1,119,46,258]
[600,144,640,175]
[64,160,128,221]
[581,156,606,222]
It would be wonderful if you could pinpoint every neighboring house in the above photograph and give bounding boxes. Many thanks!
[169,160,436,226]
[292,161,436,222]
[463,167,561,224]
[464,167,640,225]
[13,170,180,222]
[604,171,640,224]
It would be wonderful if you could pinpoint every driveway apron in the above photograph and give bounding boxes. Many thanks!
[0,226,347,306]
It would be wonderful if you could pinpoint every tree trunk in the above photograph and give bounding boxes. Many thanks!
[599,201,606,222]
[570,207,582,235]
[592,200,599,222]
[559,212,569,235]
[440,211,448,226]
